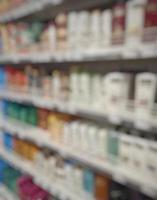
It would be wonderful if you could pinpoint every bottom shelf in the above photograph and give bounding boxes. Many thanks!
[0,147,82,200]
[0,184,18,200]
[0,118,156,199]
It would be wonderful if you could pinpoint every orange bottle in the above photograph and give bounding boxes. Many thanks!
[95,174,110,200]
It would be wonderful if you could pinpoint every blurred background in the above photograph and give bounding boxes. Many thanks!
[0,0,156,200]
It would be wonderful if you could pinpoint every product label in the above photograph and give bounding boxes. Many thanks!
[112,3,126,45]
[143,0,157,42]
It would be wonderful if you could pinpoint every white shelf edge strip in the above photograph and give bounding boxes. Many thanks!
[0,44,156,63]
[0,184,18,200]
[0,90,157,130]
[0,117,157,199]
[0,147,82,200]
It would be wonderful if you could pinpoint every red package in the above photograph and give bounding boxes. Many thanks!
[112,2,126,45]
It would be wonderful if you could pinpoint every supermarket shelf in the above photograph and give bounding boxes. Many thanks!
[0,90,157,131]
[0,147,82,200]
[0,117,157,199]
[0,0,63,23]
[0,0,115,23]
[0,184,18,200]
[0,45,157,64]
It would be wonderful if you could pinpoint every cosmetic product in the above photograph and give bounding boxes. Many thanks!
[107,130,119,163]
[95,174,110,200]
[105,72,131,115]
[112,2,126,45]
[135,72,157,119]
[102,9,112,47]
[83,169,95,200]
[126,0,146,47]
[90,10,102,49]
[143,0,157,43]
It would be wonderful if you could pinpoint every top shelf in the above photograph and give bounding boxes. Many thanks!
[0,0,114,23]
[0,0,62,23]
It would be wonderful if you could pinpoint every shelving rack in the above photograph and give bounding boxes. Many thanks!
[0,90,157,131]
[0,117,156,199]
[0,0,157,200]
[0,0,115,23]
[0,184,17,200]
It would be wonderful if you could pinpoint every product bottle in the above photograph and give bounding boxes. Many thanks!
[119,133,133,170]
[130,134,147,180]
[145,138,157,184]
[126,0,146,48]
[143,0,157,44]
[107,130,119,164]
[74,166,84,197]
[102,9,112,47]
[90,10,102,49]
[135,72,157,119]
[105,72,131,115]
[97,128,108,158]
[95,173,110,200]
[112,2,126,45]
[83,168,95,200]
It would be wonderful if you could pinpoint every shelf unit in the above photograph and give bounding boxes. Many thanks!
[0,45,157,64]
[0,0,157,200]
[0,0,63,23]
[0,184,17,200]
[0,147,82,200]
[0,0,115,23]
[0,117,156,199]
[0,90,157,131]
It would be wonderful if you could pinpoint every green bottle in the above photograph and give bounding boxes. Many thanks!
[27,106,37,126]
[19,105,28,123]
[107,130,119,163]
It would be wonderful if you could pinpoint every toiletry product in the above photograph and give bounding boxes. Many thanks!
[112,2,126,45]
[83,169,95,200]
[135,72,157,119]
[95,174,110,200]
[102,9,112,47]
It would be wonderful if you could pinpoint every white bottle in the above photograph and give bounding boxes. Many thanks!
[71,121,80,148]
[77,11,90,50]
[69,68,80,105]
[79,123,90,152]
[51,71,61,101]
[47,23,56,52]
[97,128,108,158]
[79,72,91,107]
[35,152,46,172]
[135,73,157,120]
[105,72,131,115]
[90,10,102,49]
[67,12,78,51]
[74,166,84,197]
[130,136,147,180]
[64,162,75,192]
[126,0,146,48]
[101,9,112,48]
[146,140,157,184]
[62,122,71,146]
[87,125,98,156]
[47,155,57,181]
[119,133,133,172]
[91,74,103,111]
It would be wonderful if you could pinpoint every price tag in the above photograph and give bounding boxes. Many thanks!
[143,186,157,199]
[108,115,121,125]
[135,120,151,131]
[114,173,126,185]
